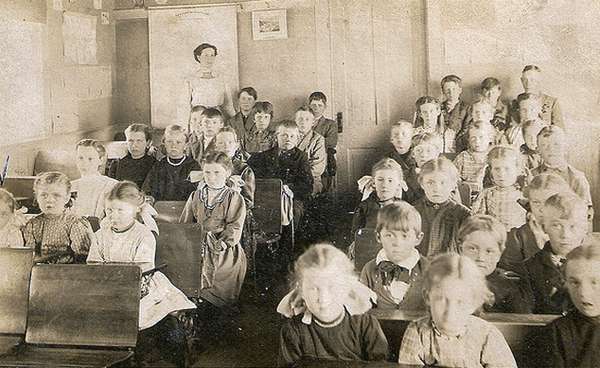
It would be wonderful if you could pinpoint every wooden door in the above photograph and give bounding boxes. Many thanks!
[326,0,428,196]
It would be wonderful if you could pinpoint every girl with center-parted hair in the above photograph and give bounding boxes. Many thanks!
[277,243,389,366]
[398,253,517,367]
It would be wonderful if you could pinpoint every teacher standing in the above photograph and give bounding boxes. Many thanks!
[181,43,236,123]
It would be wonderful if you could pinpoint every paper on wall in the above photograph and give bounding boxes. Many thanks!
[53,0,63,11]
[63,12,97,65]
[93,0,102,10]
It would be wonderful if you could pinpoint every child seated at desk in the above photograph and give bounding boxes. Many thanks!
[472,145,527,231]
[352,158,405,240]
[108,123,157,188]
[541,243,600,367]
[480,77,509,132]
[179,152,247,308]
[360,202,427,311]
[187,107,224,164]
[404,132,443,204]
[453,121,493,197]
[457,214,530,313]
[242,101,277,154]
[532,125,594,222]
[277,243,388,366]
[295,105,327,194]
[413,157,471,258]
[398,253,517,367]
[414,96,455,153]
[215,126,255,208]
[520,119,545,171]
[521,192,589,314]
[87,181,195,367]
[0,188,25,248]
[500,174,571,272]
[71,139,118,223]
[24,172,94,263]
[384,121,416,182]
[143,124,201,202]
[247,120,313,226]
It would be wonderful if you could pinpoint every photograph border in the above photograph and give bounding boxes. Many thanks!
[252,9,287,41]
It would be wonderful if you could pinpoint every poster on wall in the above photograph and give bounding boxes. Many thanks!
[252,9,288,40]
[148,6,239,129]
[62,12,97,65]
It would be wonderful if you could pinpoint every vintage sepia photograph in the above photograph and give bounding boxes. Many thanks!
[1,0,600,367]
[252,9,287,40]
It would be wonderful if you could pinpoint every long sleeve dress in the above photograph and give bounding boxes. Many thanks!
[179,183,247,307]
[87,221,196,330]
[23,212,94,263]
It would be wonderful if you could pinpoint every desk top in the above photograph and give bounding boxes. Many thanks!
[296,358,420,368]
[370,309,560,326]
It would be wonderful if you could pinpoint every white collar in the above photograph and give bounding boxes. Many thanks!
[375,248,420,271]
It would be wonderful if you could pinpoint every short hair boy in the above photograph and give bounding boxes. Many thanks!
[481,77,509,131]
[295,105,327,194]
[404,132,443,204]
[499,173,572,272]
[187,107,224,165]
[352,158,405,236]
[360,202,427,310]
[247,120,313,224]
[244,101,276,153]
[228,86,258,138]
[108,123,157,188]
[540,243,600,367]
[520,119,545,170]
[521,192,589,314]
[517,65,564,127]
[440,75,468,133]
[458,215,530,313]
[309,91,338,192]
[502,93,544,148]
[532,125,593,222]
[386,121,416,176]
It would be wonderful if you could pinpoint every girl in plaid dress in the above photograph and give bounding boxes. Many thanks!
[398,253,516,367]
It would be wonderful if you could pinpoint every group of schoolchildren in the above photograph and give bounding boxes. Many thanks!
[0,65,598,367]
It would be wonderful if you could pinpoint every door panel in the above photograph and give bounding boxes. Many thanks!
[328,0,427,194]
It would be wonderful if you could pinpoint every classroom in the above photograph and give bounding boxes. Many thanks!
[1,0,600,367]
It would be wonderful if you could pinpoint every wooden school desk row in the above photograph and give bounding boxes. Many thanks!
[0,248,139,368]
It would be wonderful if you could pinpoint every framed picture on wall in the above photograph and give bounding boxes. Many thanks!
[252,9,287,40]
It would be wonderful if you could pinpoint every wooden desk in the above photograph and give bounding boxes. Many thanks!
[0,248,34,354]
[370,309,560,368]
[154,201,186,224]
[0,264,140,367]
[254,179,283,235]
[156,223,204,298]
[296,358,420,367]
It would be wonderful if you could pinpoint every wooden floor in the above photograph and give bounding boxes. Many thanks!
[150,193,355,367]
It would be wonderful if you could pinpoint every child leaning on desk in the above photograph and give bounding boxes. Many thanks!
[398,253,517,368]
[87,181,195,368]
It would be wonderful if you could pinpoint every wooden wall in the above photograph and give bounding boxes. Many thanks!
[0,0,118,175]
[425,0,600,229]
[114,0,330,124]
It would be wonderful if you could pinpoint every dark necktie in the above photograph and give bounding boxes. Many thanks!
[377,261,410,286]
